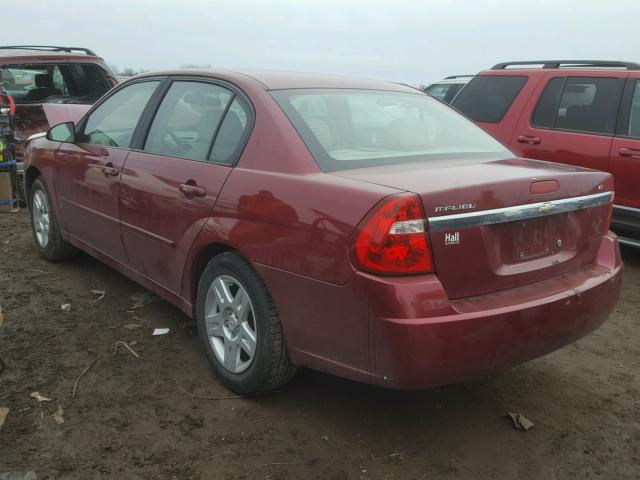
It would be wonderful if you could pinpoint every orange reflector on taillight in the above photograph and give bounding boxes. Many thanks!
[351,194,433,275]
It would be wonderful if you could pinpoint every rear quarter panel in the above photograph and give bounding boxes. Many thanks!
[180,86,401,376]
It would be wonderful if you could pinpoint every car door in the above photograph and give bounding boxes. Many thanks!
[119,79,252,293]
[55,80,161,261]
[610,77,640,213]
[510,73,626,172]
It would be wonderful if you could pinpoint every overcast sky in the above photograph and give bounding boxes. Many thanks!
[5,0,640,85]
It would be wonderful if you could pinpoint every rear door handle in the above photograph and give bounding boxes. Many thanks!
[618,147,640,158]
[517,135,541,145]
[179,183,207,198]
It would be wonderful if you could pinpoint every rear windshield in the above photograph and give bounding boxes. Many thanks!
[452,75,528,123]
[0,63,112,104]
[271,89,510,171]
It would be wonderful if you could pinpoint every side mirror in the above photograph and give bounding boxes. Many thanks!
[47,122,75,143]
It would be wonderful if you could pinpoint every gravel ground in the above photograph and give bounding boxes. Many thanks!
[0,210,639,479]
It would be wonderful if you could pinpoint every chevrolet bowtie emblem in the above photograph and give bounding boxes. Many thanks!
[538,202,556,215]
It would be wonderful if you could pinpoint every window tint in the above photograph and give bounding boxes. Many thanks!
[210,98,250,165]
[627,81,640,138]
[0,64,111,104]
[553,77,623,134]
[271,89,509,171]
[144,82,233,161]
[64,64,112,101]
[532,77,565,128]
[452,76,527,123]
[425,84,463,104]
[425,84,453,101]
[80,81,159,148]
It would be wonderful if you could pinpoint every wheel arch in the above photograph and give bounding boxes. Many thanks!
[24,166,42,206]
[187,242,244,315]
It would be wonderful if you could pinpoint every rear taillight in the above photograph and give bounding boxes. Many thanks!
[351,194,433,275]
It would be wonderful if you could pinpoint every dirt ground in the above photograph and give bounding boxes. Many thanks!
[0,210,638,480]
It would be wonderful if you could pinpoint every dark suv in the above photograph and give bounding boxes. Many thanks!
[452,60,640,246]
[0,45,117,199]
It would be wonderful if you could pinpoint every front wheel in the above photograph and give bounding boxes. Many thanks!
[196,252,297,394]
[30,177,77,261]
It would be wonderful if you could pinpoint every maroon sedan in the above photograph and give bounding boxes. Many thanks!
[23,70,623,394]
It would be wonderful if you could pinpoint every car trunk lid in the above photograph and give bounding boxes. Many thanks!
[334,157,613,298]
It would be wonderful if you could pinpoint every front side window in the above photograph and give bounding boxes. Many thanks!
[79,81,160,148]
[144,81,233,161]
[452,75,528,123]
[272,89,510,171]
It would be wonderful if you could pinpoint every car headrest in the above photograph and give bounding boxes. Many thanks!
[35,74,52,88]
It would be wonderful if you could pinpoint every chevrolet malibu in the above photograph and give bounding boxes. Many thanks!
[23,70,623,394]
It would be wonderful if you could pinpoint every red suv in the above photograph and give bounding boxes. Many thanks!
[24,70,622,393]
[452,60,640,247]
[0,45,118,200]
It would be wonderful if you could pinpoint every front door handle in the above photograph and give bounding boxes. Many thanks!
[102,164,120,177]
[179,183,207,198]
[618,147,640,158]
[517,135,542,145]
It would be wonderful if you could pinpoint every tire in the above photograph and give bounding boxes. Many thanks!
[29,177,78,261]
[196,252,297,394]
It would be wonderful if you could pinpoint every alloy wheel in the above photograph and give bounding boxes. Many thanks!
[204,274,257,373]
[32,189,50,248]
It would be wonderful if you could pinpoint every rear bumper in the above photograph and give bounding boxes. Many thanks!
[364,233,623,390]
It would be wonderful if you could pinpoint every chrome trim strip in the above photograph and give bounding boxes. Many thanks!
[618,236,640,248]
[613,204,640,214]
[26,132,46,142]
[427,191,612,232]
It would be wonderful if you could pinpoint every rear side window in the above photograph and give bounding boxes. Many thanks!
[531,77,565,128]
[144,81,234,161]
[210,98,250,165]
[625,81,640,138]
[452,76,527,123]
[532,77,624,135]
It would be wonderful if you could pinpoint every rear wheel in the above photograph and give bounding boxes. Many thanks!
[196,252,296,394]
[30,177,77,261]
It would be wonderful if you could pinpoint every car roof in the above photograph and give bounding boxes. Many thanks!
[477,68,631,78]
[479,60,640,77]
[429,77,473,85]
[0,49,102,64]
[135,69,422,93]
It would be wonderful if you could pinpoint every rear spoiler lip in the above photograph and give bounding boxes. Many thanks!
[427,191,613,232]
